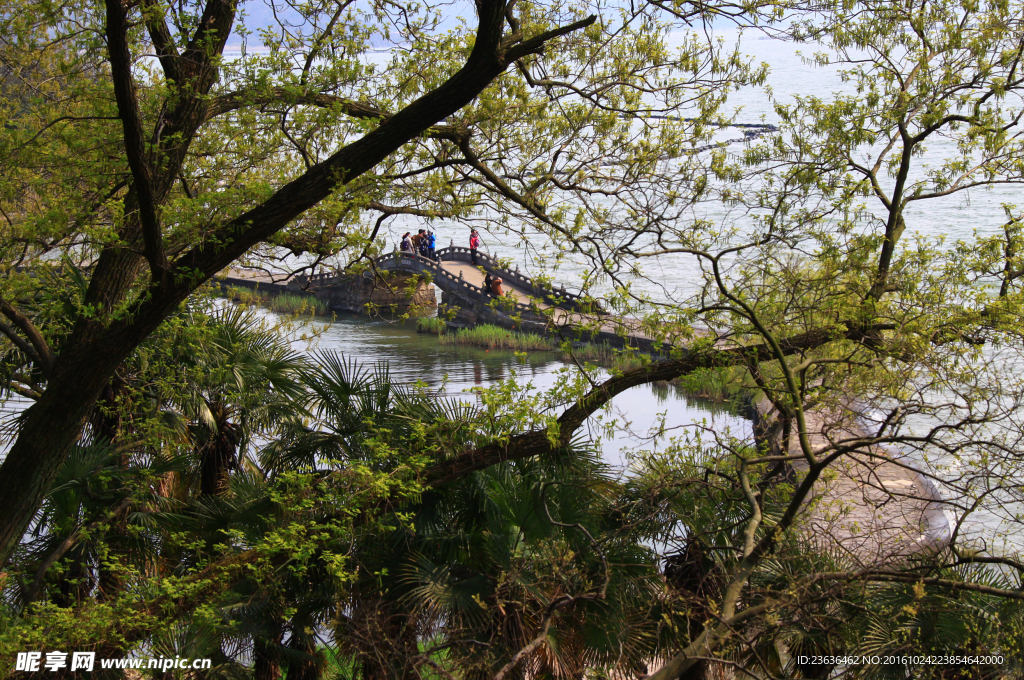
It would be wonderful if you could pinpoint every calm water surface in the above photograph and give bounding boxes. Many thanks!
[301,313,750,473]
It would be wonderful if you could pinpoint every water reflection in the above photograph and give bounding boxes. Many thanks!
[0,310,752,476]
[302,313,751,472]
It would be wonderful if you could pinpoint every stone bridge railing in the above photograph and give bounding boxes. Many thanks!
[436,246,604,314]
[372,250,548,322]
[306,246,603,315]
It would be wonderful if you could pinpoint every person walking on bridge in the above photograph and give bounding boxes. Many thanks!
[469,229,481,264]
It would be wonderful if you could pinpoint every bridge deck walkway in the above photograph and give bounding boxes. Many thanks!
[438,260,548,310]
[440,258,659,339]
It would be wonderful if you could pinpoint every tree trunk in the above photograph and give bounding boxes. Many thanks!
[0,354,124,566]
[198,406,240,496]
[254,626,284,680]
[665,541,727,680]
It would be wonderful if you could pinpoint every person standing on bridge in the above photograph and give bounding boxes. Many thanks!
[469,229,481,264]
[400,232,413,253]
[490,275,504,297]
[418,230,431,259]
[427,230,437,260]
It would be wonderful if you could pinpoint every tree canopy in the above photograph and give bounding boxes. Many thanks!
[2,0,1024,677]
[0,0,764,565]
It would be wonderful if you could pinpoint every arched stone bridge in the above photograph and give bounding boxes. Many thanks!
[316,246,595,311]
[304,246,673,353]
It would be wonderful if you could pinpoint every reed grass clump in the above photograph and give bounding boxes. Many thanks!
[416,317,447,335]
[222,286,327,316]
[268,293,328,316]
[674,365,749,403]
[555,342,653,373]
[224,285,265,306]
[440,324,556,350]
[558,342,613,362]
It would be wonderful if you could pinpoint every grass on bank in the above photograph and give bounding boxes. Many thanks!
[675,365,750,404]
[269,293,328,316]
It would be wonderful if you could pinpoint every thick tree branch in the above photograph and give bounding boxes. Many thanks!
[364,201,453,218]
[0,299,55,375]
[181,0,236,66]
[817,571,1024,600]
[203,88,469,142]
[105,0,167,279]
[503,16,596,64]
[5,382,43,401]
[0,319,44,369]
[141,0,183,84]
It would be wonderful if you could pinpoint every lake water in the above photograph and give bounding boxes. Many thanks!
[291,313,750,474]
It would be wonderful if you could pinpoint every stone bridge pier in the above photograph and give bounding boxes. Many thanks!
[309,270,437,316]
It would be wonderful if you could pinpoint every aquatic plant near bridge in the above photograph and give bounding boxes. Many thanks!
[440,324,557,351]
[268,293,328,318]
[225,287,329,317]
[416,316,448,335]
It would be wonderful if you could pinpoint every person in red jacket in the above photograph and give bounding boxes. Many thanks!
[469,229,481,264]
